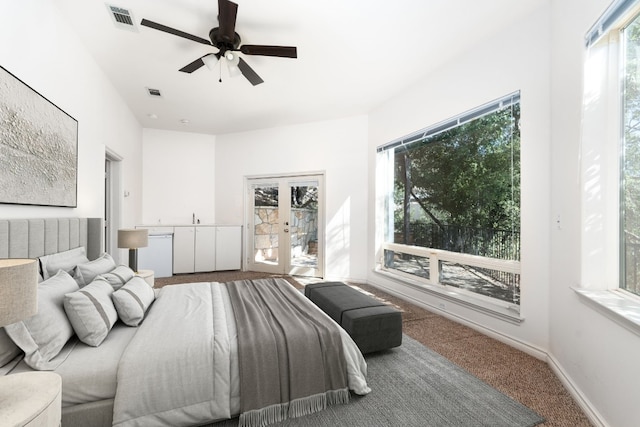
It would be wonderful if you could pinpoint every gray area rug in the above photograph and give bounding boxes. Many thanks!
[211,335,544,427]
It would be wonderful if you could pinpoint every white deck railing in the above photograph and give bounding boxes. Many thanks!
[381,242,520,297]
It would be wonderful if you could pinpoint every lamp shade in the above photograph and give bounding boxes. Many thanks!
[0,259,38,327]
[202,53,219,70]
[117,229,148,249]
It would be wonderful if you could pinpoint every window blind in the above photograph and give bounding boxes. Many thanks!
[585,0,640,47]
[377,91,520,153]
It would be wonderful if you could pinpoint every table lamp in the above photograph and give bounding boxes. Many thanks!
[0,259,62,427]
[0,258,38,327]
[117,229,148,272]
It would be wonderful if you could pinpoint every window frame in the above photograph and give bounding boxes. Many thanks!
[375,92,522,318]
[575,0,640,336]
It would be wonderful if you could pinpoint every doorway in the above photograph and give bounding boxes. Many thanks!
[105,148,123,259]
[246,173,324,278]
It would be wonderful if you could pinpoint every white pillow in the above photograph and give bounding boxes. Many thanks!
[100,265,135,290]
[112,276,155,326]
[74,253,117,287]
[64,277,118,347]
[39,246,89,280]
[4,270,79,370]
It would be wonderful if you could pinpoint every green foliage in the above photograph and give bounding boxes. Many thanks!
[394,104,521,242]
[622,16,640,294]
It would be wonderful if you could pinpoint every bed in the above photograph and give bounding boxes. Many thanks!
[0,218,370,427]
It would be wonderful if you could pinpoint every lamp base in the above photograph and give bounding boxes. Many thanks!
[128,249,138,272]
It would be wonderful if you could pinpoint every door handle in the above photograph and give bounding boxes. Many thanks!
[284,229,289,233]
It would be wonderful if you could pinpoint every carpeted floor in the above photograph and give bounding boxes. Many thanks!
[155,272,592,427]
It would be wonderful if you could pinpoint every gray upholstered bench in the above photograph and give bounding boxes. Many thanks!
[304,282,402,354]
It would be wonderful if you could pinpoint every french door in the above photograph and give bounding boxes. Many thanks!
[246,174,324,278]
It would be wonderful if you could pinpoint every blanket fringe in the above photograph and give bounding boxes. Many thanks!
[238,388,350,427]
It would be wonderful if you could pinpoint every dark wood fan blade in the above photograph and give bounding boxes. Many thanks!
[238,57,264,86]
[141,19,212,45]
[218,0,238,43]
[179,55,208,73]
[240,45,297,58]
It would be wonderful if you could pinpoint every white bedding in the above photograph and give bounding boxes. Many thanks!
[5,278,369,427]
[112,280,369,427]
[11,325,138,407]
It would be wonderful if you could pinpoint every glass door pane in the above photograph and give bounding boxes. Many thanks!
[288,180,320,276]
[250,182,282,274]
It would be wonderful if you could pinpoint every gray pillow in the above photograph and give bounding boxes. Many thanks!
[39,246,89,280]
[4,270,79,370]
[100,265,135,290]
[64,277,118,347]
[75,253,117,287]
[112,276,155,326]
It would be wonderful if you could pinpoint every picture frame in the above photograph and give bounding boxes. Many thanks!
[0,65,78,207]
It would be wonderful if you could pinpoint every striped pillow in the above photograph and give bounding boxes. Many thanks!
[64,277,118,346]
[112,276,155,326]
[100,265,135,290]
[74,253,117,287]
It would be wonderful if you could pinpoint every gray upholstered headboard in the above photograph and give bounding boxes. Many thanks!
[0,218,103,261]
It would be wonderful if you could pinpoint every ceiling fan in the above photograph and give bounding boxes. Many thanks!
[140,0,297,86]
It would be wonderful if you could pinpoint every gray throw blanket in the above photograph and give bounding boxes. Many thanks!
[226,278,350,427]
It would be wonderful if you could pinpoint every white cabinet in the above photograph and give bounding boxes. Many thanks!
[215,226,242,270]
[195,226,216,272]
[173,227,196,274]
[139,224,241,274]
[174,226,216,273]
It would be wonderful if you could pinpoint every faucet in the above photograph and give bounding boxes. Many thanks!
[192,213,195,224]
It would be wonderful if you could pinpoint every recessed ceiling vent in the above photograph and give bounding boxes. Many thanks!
[146,88,162,97]
[106,4,138,32]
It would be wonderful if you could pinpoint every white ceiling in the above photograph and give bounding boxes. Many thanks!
[53,0,546,135]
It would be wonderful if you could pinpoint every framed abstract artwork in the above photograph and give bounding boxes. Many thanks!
[0,66,78,207]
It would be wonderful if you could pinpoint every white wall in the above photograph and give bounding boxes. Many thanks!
[367,4,551,352]
[549,1,640,426]
[0,0,142,229]
[215,116,369,281]
[365,0,640,425]
[141,129,216,225]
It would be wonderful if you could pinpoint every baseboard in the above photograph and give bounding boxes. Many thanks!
[365,279,547,360]
[364,278,610,427]
[545,354,608,427]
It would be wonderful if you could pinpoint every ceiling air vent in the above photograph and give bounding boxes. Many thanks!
[147,88,162,97]
[106,4,138,32]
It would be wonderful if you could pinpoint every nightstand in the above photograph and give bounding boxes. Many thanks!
[0,371,62,427]
[136,269,155,287]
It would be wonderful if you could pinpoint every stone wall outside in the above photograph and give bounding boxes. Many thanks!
[254,207,317,261]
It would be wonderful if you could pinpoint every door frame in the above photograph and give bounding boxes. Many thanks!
[243,171,325,278]
[105,147,123,261]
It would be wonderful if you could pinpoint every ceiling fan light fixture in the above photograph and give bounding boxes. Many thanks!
[224,50,241,77]
[225,50,239,65]
[202,54,219,70]
[227,63,242,78]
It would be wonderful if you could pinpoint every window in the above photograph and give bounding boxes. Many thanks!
[575,0,640,334]
[377,93,521,306]
[622,12,640,296]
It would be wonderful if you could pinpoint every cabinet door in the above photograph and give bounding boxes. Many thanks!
[215,226,242,270]
[173,227,195,274]
[195,226,216,272]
